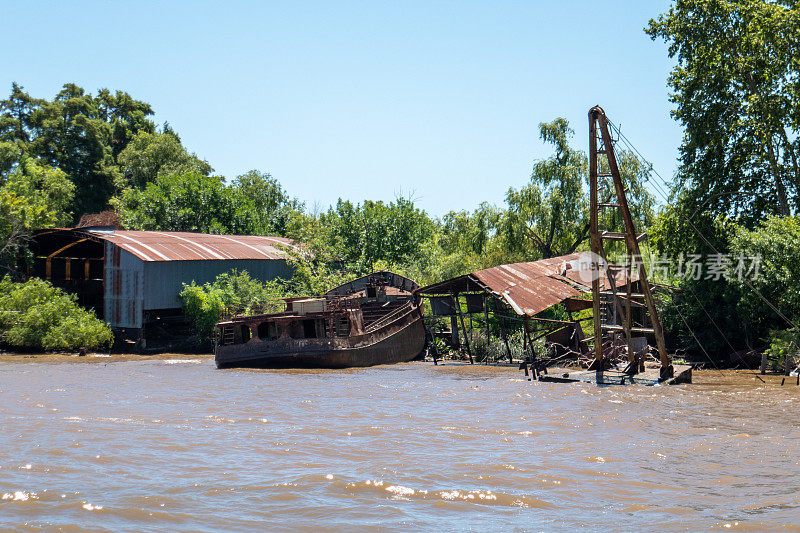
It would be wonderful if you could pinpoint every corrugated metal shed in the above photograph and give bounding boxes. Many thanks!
[417,252,638,317]
[31,229,297,331]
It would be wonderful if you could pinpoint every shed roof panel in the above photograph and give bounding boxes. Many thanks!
[84,230,297,262]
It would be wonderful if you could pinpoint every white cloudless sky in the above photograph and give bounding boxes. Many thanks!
[1,0,679,218]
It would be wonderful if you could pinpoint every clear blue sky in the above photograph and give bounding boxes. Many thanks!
[1,0,679,218]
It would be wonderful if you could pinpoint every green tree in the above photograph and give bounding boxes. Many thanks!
[730,216,800,340]
[647,0,800,222]
[230,170,303,235]
[114,169,303,236]
[0,155,75,273]
[502,118,654,259]
[180,269,289,342]
[117,130,212,189]
[0,276,113,350]
[318,196,435,273]
[113,171,247,233]
[0,82,43,144]
[0,83,156,217]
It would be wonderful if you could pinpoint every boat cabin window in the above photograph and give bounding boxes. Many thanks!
[257,321,278,340]
[288,320,304,339]
[240,324,251,342]
[303,319,317,339]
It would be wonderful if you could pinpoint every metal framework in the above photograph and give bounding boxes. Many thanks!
[588,106,673,379]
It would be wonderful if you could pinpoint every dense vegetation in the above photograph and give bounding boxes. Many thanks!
[1,0,799,361]
[646,0,800,363]
[0,276,113,350]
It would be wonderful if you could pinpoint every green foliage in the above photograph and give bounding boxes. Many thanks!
[730,216,800,335]
[643,1,800,363]
[0,276,113,350]
[503,118,654,260]
[1,156,75,273]
[318,196,436,274]
[0,83,156,217]
[180,270,291,341]
[763,326,799,370]
[647,0,800,222]
[117,131,212,189]
[114,171,241,233]
[503,119,589,259]
[229,170,304,236]
[114,169,304,236]
[651,215,800,363]
[1,156,75,226]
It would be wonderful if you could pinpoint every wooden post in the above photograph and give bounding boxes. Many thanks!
[484,296,491,361]
[501,318,513,363]
[595,107,669,371]
[589,110,604,366]
[449,295,459,351]
[523,317,536,361]
[456,294,473,364]
[626,258,634,366]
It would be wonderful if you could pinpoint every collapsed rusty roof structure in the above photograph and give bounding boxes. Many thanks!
[416,253,637,317]
[416,106,691,385]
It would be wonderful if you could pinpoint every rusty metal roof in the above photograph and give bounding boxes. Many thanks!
[82,230,297,262]
[417,252,639,317]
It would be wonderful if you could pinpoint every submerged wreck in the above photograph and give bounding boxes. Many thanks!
[417,106,692,385]
[214,271,425,368]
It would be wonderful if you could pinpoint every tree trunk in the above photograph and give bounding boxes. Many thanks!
[766,136,790,216]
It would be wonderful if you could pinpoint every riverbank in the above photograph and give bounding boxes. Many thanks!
[0,351,215,364]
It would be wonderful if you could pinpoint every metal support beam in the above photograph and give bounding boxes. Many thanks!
[588,105,671,377]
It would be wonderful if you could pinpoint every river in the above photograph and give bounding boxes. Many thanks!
[0,358,798,531]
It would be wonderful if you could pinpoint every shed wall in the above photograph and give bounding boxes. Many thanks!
[104,244,144,328]
[142,259,294,310]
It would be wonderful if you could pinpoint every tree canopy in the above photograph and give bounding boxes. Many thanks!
[0,83,156,216]
[0,150,74,274]
[647,0,800,223]
[502,118,654,260]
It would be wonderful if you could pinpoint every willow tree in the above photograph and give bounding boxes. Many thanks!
[647,0,800,223]
[503,118,653,260]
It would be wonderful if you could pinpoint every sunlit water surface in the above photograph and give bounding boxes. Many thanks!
[1,359,798,531]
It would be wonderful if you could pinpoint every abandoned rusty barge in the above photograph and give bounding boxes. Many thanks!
[214,271,426,369]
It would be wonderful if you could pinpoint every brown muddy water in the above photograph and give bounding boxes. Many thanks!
[1,358,798,532]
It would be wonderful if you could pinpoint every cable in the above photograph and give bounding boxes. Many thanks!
[606,118,797,331]
[670,291,723,372]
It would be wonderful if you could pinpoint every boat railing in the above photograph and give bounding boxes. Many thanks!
[363,300,414,334]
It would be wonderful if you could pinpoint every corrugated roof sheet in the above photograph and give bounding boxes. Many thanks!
[418,252,639,317]
[83,230,297,262]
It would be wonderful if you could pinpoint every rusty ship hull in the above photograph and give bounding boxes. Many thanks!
[215,304,425,369]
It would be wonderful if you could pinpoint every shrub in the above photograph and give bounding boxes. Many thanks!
[0,276,113,350]
[180,270,289,341]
